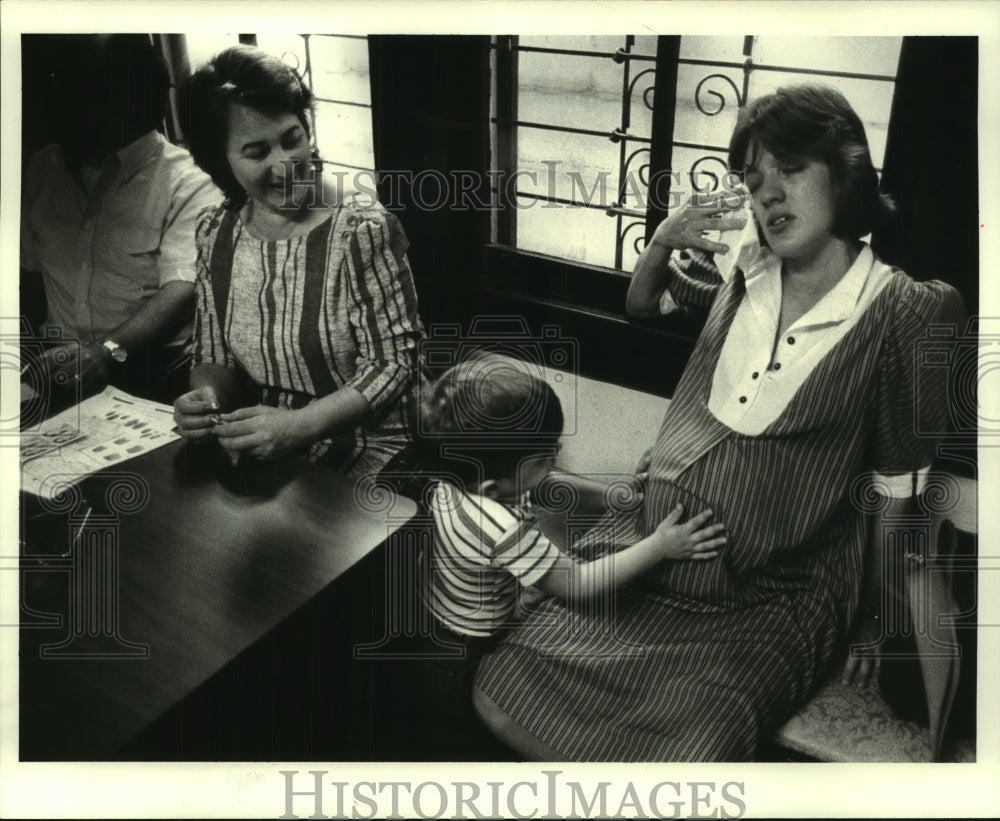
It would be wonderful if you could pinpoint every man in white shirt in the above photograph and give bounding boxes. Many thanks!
[20,35,220,403]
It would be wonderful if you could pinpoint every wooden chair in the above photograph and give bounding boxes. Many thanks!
[774,474,977,762]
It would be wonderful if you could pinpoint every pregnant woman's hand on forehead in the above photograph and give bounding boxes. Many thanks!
[650,190,748,255]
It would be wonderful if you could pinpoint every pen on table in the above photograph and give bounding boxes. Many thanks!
[69,504,93,553]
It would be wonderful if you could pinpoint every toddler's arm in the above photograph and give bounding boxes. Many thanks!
[533,504,724,602]
[532,450,652,518]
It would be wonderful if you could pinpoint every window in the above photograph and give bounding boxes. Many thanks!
[491,35,902,275]
[165,33,375,176]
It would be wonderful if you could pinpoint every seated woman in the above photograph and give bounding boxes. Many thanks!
[472,84,966,761]
[172,46,425,476]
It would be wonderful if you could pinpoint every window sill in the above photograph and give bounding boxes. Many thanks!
[478,244,704,397]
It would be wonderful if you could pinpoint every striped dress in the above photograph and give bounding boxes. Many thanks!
[474,258,965,761]
[191,199,425,475]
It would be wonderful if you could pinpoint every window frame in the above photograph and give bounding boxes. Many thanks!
[485,34,903,337]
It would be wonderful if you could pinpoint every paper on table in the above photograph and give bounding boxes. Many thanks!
[20,386,180,500]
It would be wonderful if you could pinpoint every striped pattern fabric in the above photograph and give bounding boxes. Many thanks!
[667,247,725,310]
[192,200,425,475]
[425,483,560,638]
[475,263,965,761]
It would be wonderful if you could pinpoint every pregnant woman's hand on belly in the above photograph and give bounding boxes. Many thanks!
[651,504,727,561]
[633,448,652,493]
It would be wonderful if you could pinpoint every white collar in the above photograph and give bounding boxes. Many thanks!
[741,243,877,333]
[803,244,876,325]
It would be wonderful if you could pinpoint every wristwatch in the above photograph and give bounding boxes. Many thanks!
[101,339,128,364]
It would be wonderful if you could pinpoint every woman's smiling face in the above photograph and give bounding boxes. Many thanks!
[225,103,313,215]
[744,143,839,268]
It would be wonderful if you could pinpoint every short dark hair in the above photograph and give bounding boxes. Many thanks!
[101,35,171,135]
[180,45,314,209]
[419,353,564,486]
[728,83,894,240]
[49,35,171,154]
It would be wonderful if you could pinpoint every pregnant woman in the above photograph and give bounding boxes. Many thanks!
[472,84,965,761]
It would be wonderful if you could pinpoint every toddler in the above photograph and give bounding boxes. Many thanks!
[419,353,726,642]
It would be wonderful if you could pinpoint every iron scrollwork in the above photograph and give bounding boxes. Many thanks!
[694,72,744,116]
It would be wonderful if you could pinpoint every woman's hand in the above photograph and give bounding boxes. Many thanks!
[173,386,221,442]
[213,405,312,460]
[628,448,653,506]
[628,191,749,317]
[649,191,748,256]
[650,504,727,561]
[840,611,883,687]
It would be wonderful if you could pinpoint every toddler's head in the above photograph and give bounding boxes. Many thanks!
[420,353,564,498]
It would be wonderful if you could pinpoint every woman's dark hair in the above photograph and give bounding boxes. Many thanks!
[728,84,894,240]
[420,352,564,487]
[179,45,314,209]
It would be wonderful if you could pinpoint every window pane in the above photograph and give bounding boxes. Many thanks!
[753,36,902,76]
[519,50,630,132]
[504,35,655,269]
[516,129,623,205]
[314,101,375,170]
[679,35,746,62]
[254,33,308,74]
[309,35,371,106]
[185,33,240,69]
[515,200,620,270]
[496,35,903,274]
[520,35,643,55]
[673,63,742,151]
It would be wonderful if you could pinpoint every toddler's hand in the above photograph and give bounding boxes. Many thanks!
[652,504,726,561]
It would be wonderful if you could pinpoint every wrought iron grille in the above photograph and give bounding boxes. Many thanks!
[491,35,900,273]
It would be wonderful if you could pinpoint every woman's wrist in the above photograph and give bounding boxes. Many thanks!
[291,402,330,446]
[293,387,372,445]
[649,232,675,252]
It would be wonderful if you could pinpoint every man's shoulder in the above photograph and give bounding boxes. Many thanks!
[153,137,220,202]
[25,143,70,181]
[157,135,195,163]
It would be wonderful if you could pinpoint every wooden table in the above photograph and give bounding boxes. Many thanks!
[19,439,416,760]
